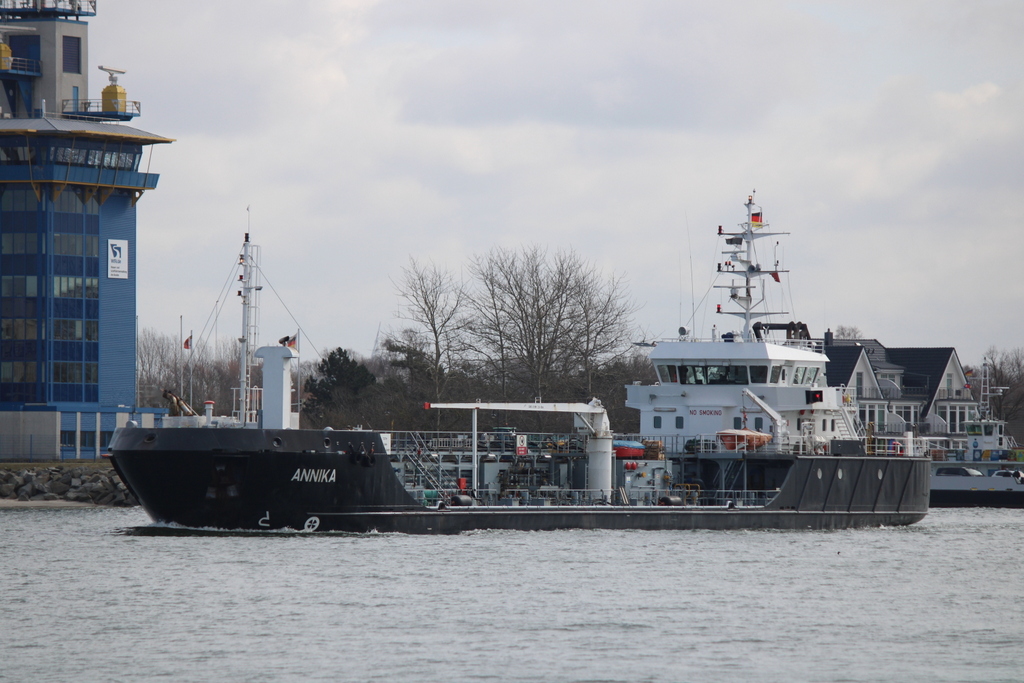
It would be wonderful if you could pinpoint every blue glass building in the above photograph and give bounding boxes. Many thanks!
[0,1,171,459]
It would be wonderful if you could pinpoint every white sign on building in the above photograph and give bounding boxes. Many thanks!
[107,239,128,279]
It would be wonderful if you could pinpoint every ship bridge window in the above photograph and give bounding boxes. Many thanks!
[680,365,705,384]
[770,366,782,384]
[678,365,748,385]
[749,365,768,383]
[793,367,820,385]
[656,364,679,383]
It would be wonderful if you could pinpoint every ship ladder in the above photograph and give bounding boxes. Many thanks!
[404,432,458,504]
[836,405,864,439]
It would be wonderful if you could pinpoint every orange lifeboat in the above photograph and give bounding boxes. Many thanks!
[717,429,772,451]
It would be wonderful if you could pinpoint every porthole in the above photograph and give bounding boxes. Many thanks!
[143,433,156,443]
[837,468,843,479]
[272,437,283,448]
[817,468,822,479]
[877,469,883,480]
[323,437,332,448]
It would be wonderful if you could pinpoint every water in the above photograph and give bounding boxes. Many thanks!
[2,508,1022,683]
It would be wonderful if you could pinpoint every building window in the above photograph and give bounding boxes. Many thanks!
[53,277,96,298]
[84,363,98,384]
[62,35,81,74]
[653,416,662,429]
[54,233,83,255]
[1,233,38,254]
[1,361,37,382]
[1,275,38,297]
[53,362,82,383]
[100,431,113,448]
[85,320,98,341]
[54,319,83,340]
[60,430,76,447]
[80,431,96,448]
[675,416,684,429]
[1,318,37,340]
[0,189,39,210]
[55,191,84,213]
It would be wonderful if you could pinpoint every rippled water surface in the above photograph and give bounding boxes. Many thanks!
[2,507,1022,682]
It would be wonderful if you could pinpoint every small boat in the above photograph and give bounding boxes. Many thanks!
[716,429,772,451]
[612,440,645,459]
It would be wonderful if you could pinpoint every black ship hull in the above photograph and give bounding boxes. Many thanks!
[110,427,929,533]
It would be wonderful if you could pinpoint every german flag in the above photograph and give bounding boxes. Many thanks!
[751,212,763,226]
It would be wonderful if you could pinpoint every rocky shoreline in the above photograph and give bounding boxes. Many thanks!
[0,465,138,507]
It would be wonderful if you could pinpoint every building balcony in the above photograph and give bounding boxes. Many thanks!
[0,164,159,191]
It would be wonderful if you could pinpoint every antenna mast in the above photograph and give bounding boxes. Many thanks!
[234,233,262,423]
[714,192,790,340]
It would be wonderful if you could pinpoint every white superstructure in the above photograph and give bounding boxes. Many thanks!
[625,195,864,455]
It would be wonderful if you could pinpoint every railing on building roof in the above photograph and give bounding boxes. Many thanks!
[61,99,141,121]
[0,0,96,17]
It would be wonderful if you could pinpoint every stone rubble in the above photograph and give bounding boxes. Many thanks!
[0,466,138,506]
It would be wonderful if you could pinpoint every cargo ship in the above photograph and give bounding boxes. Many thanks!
[110,197,930,533]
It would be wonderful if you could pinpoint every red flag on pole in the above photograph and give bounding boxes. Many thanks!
[183,335,192,350]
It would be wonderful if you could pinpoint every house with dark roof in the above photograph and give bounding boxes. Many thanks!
[824,338,977,439]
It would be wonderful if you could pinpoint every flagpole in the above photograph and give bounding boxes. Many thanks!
[188,329,194,408]
[178,315,182,397]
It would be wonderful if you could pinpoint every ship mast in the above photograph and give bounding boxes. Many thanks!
[714,193,789,341]
[234,233,261,424]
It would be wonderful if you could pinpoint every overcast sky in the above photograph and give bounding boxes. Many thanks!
[89,0,1023,367]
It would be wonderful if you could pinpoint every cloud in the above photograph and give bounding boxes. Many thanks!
[88,0,1024,368]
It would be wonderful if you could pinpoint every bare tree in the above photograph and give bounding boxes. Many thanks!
[464,246,638,404]
[468,246,580,401]
[567,265,639,396]
[392,257,467,404]
[136,328,253,415]
[978,347,1024,429]
[834,325,863,339]
[136,328,178,406]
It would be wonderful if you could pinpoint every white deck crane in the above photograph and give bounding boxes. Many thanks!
[425,399,614,497]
